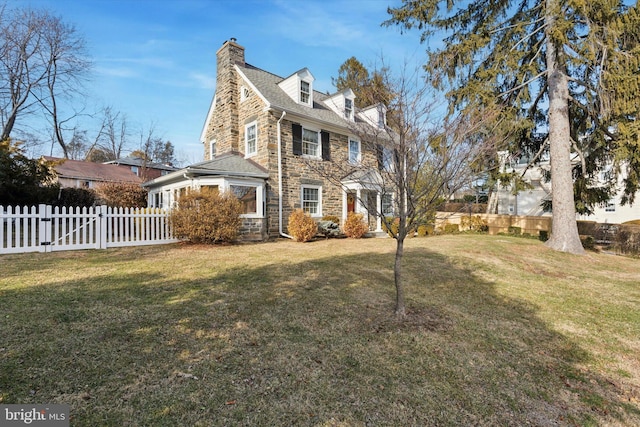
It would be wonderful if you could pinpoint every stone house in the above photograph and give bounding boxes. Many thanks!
[143,38,391,240]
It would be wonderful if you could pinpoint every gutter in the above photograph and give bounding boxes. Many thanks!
[277,110,293,239]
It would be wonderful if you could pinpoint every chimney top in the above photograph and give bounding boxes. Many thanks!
[230,37,237,43]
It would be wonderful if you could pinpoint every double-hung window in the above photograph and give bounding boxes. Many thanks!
[301,186,321,216]
[302,128,319,157]
[300,81,310,104]
[348,139,361,164]
[382,193,394,217]
[345,98,353,120]
[245,122,257,157]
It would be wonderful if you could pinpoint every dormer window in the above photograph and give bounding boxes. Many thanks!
[300,81,310,104]
[378,106,385,128]
[345,98,353,120]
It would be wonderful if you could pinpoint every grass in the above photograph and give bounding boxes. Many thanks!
[0,234,639,426]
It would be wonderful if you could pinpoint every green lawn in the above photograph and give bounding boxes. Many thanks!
[1,235,639,426]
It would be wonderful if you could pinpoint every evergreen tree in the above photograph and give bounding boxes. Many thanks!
[0,139,59,205]
[333,57,393,108]
[386,0,640,254]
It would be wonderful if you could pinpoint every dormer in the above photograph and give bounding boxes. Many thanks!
[359,103,387,129]
[325,88,356,121]
[278,68,315,106]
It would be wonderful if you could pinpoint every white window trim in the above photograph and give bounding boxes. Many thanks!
[209,138,216,160]
[301,185,322,217]
[302,126,322,159]
[240,86,250,102]
[245,121,257,158]
[225,178,264,219]
[300,80,312,105]
[345,98,354,120]
[348,138,361,165]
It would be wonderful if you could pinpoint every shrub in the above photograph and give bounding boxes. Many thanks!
[539,230,549,241]
[581,235,596,250]
[382,217,399,237]
[508,226,522,236]
[54,187,97,207]
[417,225,434,237]
[460,215,488,233]
[288,209,317,242]
[321,215,340,225]
[96,182,147,207]
[614,225,640,256]
[443,223,459,234]
[170,188,243,244]
[343,212,368,238]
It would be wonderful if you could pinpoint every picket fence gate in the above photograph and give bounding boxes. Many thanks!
[1,205,178,254]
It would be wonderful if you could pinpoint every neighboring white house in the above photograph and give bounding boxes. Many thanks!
[489,151,640,224]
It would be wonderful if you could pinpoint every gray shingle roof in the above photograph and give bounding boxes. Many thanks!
[142,152,269,187]
[186,152,269,178]
[239,64,353,129]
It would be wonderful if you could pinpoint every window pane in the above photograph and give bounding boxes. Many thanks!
[302,129,318,156]
[231,185,257,214]
[382,194,394,217]
[349,140,360,163]
[302,187,319,215]
[301,81,310,103]
[246,124,257,154]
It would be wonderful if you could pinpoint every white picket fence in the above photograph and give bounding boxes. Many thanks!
[1,205,178,254]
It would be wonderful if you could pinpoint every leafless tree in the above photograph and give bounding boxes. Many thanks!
[314,62,503,317]
[0,4,90,157]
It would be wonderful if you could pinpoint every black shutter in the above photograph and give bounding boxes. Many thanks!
[376,144,384,171]
[292,123,302,155]
[321,131,330,161]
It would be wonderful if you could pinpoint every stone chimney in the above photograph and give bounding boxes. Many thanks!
[212,38,245,153]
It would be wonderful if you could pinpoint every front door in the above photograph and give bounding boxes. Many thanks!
[347,192,356,213]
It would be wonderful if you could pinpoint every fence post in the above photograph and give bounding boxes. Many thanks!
[98,205,108,249]
[38,204,52,253]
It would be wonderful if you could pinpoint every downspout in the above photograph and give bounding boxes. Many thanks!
[277,110,293,239]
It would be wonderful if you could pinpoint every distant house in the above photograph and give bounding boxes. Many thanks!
[489,151,640,224]
[45,157,142,189]
[104,157,177,181]
[143,38,391,240]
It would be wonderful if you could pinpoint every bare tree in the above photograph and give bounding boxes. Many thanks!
[315,63,502,317]
[95,106,129,161]
[0,5,90,157]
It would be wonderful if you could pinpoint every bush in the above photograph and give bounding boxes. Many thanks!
[170,188,243,244]
[614,225,640,256]
[321,215,340,225]
[343,212,368,238]
[288,209,317,242]
[443,223,459,234]
[417,224,433,237]
[508,226,522,236]
[539,230,549,242]
[54,187,97,207]
[460,215,488,233]
[382,217,398,237]
[581,235,596,250]
[96,182,147,207]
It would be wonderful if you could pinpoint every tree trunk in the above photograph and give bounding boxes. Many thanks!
[394,236,406,317]
[544,1,585,255]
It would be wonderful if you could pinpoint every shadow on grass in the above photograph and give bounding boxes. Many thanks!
[0,244,638,426]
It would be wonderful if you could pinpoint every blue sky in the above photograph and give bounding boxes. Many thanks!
[17,0,425,165]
